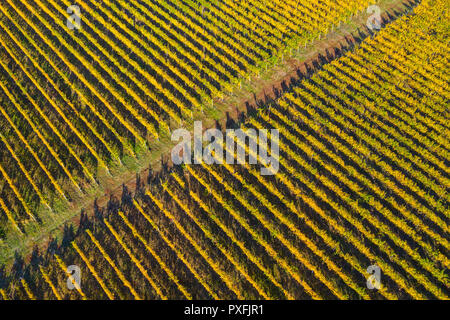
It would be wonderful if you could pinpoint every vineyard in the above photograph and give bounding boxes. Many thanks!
[0,0,447,300]
[0,0,378,244]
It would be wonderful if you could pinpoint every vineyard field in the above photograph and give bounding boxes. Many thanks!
[0,0,382,252]
[0,0,448,301]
